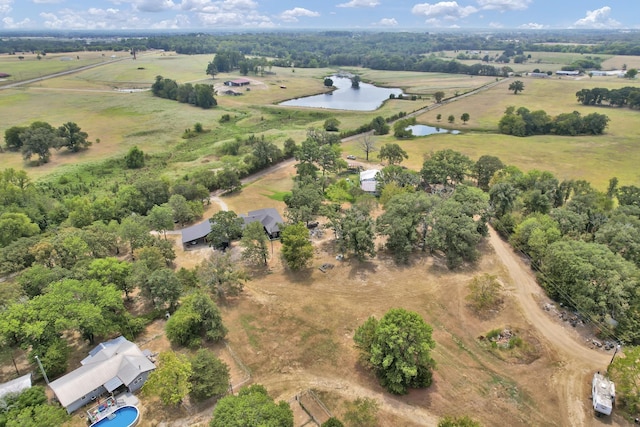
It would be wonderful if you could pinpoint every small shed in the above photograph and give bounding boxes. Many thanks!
[0,73,11,78]
[223,89,242,96]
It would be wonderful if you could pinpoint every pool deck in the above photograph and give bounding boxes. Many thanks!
[87,393,139,425]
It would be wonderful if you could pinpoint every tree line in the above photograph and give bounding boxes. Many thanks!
[499,106,609,136]
[576,86,640,109]
[151,76,217,109]
[4,121,91,165]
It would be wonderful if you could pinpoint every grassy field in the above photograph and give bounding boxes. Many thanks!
[437,50,613,74]
[0,51,126,87]
[2,52,640,188]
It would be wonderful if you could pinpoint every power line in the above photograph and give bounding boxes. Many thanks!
[491,220,625,346]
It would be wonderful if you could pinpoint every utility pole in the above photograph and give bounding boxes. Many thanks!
[608,344,621,368]
[34,355,49,384]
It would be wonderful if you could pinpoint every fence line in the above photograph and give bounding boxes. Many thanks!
[224,341,252,393]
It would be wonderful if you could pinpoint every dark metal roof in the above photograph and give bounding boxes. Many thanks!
[241,208,283,235]
[181,220,211,244]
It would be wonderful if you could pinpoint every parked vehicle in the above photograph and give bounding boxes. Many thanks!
[592,371,615,416]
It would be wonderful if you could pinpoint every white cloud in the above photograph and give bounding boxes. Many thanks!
[2,16,33,28]
[0,0,12,15]
[178,0,273,28]
[196,10,274,27]
[377,17,398,26]
[488,21,503,28]
[32,0,64,4]
[412,2,477,21]
[219,0,257,10]
[40,8,159,29]
[337,0,380,7]
[573,6,621,29]
[477,0,530,11]
[151,13,191,28]
[280,7,320,23]
[519,22,546,29]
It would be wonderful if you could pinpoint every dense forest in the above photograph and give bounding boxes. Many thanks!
[3,30,640,69]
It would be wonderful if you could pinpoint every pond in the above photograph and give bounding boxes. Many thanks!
[279,76,403,111]
[406,125,460,136]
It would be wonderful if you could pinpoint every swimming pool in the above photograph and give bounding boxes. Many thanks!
[91,406,139,427]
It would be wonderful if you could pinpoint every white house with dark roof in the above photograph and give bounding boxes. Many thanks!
[49,336,155,414]
[241,208,283,239]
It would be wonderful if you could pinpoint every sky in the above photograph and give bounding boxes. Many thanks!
[0,0,638,31]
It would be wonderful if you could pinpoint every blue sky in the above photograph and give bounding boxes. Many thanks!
[0,0,637,31]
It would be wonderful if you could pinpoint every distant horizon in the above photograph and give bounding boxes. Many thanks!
[0,1,638,32]
[1,27,639,37]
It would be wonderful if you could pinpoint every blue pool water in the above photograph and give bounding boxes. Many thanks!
[92,406,139,427]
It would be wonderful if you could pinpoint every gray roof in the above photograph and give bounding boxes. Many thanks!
[241,208,283,235]
[181,220,212,244]
[0,373,31,400]
[49,337,155,408]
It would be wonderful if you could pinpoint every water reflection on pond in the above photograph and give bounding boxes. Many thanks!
[279,76,403,111]
[406,125,461,136]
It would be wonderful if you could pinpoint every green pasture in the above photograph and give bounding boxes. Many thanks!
[2,51,640,190]
[416,76,640,134]
[354,68,497,98]
[0,51,121,87]
[438,50,613,74]
[343,129,640,191]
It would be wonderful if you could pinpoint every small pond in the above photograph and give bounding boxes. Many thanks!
[406,125,461,136]
[279,76,403,111]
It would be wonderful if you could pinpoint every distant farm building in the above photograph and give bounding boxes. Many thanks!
[224,78,250,87]
[555,70,580,76]
[590,70,625,77]
[360,169,380,194]
[0,73,10,78]
[223,89,242,96]
[241,208,283,239]
[529,72,550,78]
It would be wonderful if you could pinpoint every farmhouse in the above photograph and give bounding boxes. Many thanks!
[224,78,251,87]
[241,208,283,239]
[181,220,212,247]
[360,169,380,194]
[0,373,31,400]
[48,336,155,414]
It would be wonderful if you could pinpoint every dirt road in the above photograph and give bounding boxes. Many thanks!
[487,226,624,427]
